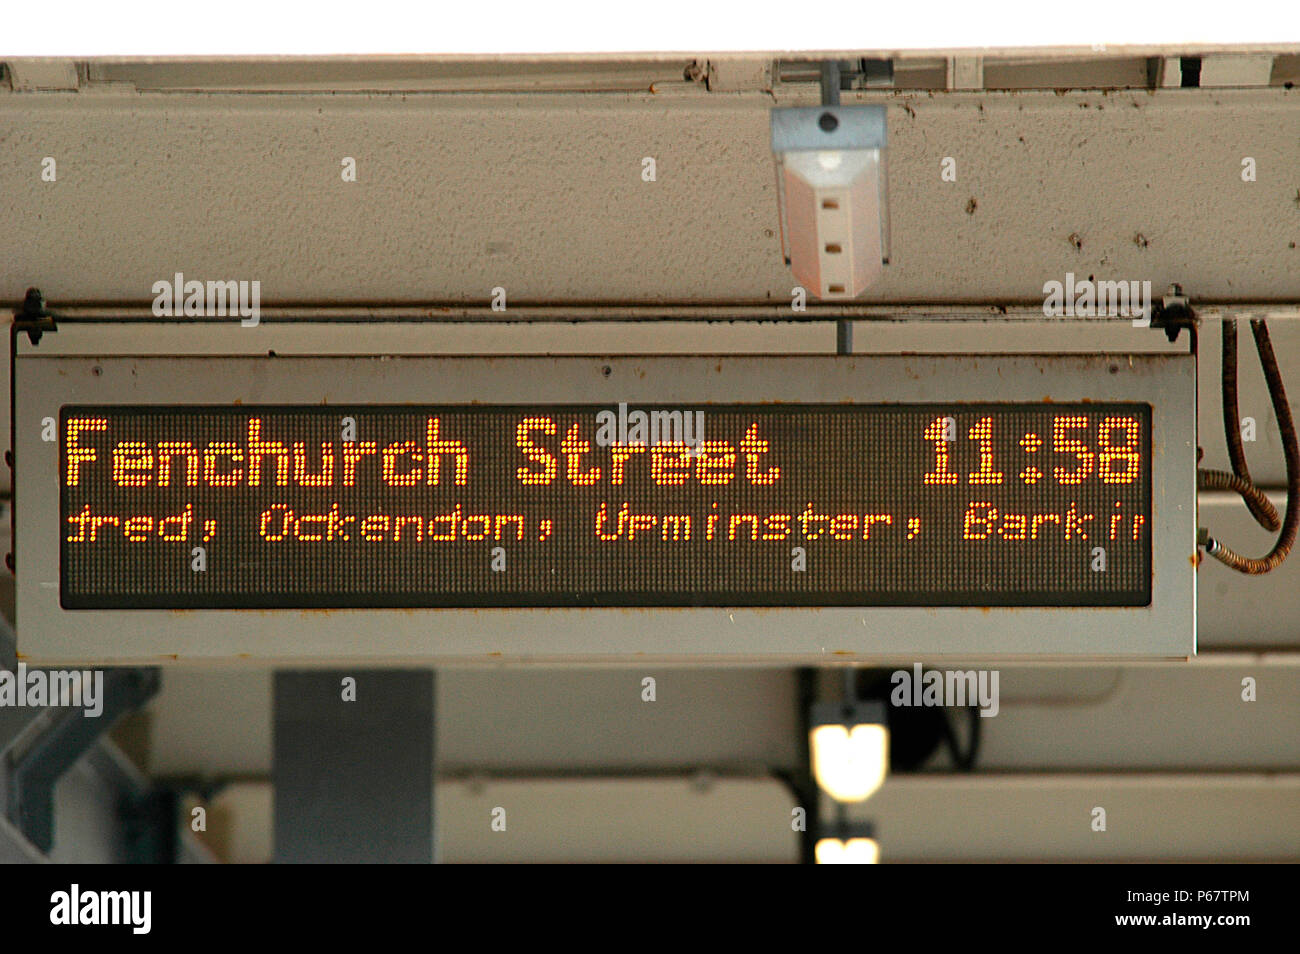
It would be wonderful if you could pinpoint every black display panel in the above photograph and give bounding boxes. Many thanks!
[60,404,1152,609]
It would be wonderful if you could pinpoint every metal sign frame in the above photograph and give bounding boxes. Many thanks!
[13,343,1197,663]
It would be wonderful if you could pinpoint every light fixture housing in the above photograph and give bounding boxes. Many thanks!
[770,105,889,300]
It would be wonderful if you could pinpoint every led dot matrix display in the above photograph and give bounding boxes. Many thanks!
[60,403,1152,609]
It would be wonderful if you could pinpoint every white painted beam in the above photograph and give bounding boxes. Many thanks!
[1199,54,1275,87]
[197,773,1300,862]
[5,59,78,91]
[143,659,1300,780]
[3,89,1295,305]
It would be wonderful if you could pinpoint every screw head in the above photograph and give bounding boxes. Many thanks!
[818,111,839,132]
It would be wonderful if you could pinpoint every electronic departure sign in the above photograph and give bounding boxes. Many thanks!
[59,404,1152,609]
[14,349,1197,661]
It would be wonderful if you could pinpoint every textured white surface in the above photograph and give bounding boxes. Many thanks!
[2,88,1297,304]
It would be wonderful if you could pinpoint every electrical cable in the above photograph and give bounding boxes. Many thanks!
[1219,319,1281,529]
[1198,468,1280,530]
[1201,320,1300,573]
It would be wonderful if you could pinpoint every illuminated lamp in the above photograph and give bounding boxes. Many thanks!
[815,829,881,865]
[810,699,888,803]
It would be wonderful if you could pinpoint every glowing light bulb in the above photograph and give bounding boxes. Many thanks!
[815,837,881,864]
[810,721,888,803]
